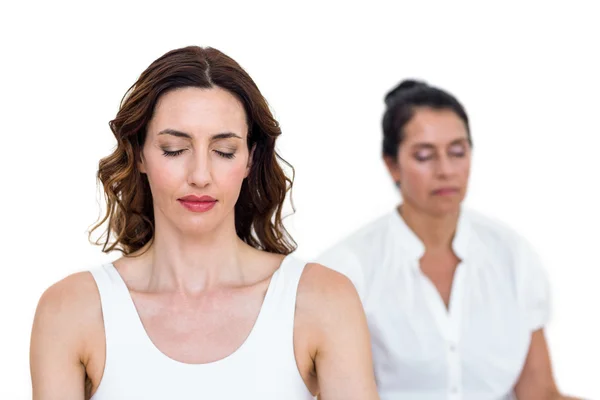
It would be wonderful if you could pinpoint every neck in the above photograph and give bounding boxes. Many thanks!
[399,201,460,252]
[134,211,253,294]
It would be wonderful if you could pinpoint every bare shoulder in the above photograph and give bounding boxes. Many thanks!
[296,262,363,321]
[294,263,378,399]
[36,272,100,318]
[31,272,104,398]
[293,262,366,366]
[32,271,102,354]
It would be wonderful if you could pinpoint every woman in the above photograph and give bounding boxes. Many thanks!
[30,46,378,400]
[317,80,579,399]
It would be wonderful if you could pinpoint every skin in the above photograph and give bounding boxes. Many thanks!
[384,107,579,400]
[30,87,379,400]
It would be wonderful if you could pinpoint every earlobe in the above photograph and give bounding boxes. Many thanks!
[245,145,256,178]
[138,154,147,174]
[383,155,401,187]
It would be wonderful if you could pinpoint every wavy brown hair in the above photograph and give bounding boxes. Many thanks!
[90,46,296,255]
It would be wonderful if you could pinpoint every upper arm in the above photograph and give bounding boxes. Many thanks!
[297,263,378,400]
[30,273,96,400]
[512,237,562,398]
[514,329,560,399]
[513,330,580,399]
[512,238,582,399]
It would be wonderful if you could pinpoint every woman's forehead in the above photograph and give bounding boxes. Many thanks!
[403,108,468,146]
[149,87,248,139]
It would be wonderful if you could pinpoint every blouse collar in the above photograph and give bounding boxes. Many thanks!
[389,206,471,264]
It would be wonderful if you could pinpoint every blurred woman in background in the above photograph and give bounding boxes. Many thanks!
[318,80,579,400]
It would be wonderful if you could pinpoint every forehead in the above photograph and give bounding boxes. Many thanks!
[148,86,248,138]
[403,107,468,146]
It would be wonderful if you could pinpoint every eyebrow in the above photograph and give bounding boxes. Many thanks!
[157,129,243,141]
[211,132,243,141]
[448,138,469,146]
[411,138,468,150]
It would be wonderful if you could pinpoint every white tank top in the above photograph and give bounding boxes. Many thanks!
[89,255,315,399]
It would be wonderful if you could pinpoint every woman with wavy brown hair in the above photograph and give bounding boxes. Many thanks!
[30,46,378,400]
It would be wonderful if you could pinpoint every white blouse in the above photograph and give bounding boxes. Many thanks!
[316,207,550,400]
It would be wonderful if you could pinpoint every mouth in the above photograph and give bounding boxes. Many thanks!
[431,187,460,196]
[177,195,217,212]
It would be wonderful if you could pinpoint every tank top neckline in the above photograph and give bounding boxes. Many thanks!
[103,255,291,368]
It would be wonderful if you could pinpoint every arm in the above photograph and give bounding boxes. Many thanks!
[298,263,379,400]
[514,329,580,400]
[511,235,581,400]
[315,244,366,302]
[30,273,95,400]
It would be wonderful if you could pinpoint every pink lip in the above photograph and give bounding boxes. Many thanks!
[179,195,216,202]
[432,187,460,196]
[178,195,217,212]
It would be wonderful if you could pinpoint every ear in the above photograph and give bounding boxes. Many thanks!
[383,155,401,187]
[138,152,147,174]
[245,145,256,178]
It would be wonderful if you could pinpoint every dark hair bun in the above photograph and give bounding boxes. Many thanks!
[384,79,428,106]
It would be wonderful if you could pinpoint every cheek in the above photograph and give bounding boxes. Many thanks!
[213,157,249,193]
[400,161,435,194]
[144,155,186,195]
[457,158,472,182]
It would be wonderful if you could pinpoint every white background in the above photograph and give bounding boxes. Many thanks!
[1,1,598,399]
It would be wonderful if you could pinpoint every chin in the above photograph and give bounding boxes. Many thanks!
[428,200,462,217]
[171,213,223,236]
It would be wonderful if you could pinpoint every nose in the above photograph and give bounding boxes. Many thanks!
[435,154,455,178]
[187,152,212,188]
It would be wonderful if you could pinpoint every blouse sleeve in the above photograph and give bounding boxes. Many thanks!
[515,237,552,332]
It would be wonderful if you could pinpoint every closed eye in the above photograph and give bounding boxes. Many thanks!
[162,149,185,157]
[414,152,435,162]
[215,150,236,159]
[448,145,466,158]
